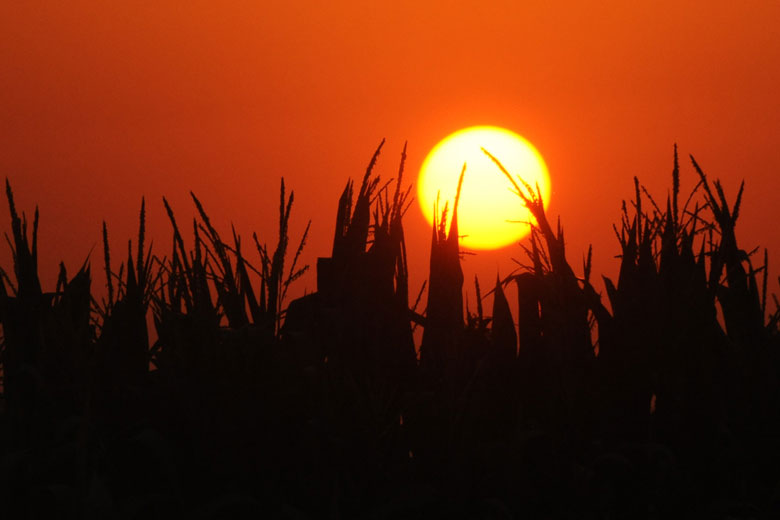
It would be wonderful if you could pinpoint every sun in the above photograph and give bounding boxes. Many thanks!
[417,126,551,250]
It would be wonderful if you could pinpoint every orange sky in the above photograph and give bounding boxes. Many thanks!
[2,1,779,312]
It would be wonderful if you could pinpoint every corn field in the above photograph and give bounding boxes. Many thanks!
[1,143,779,519]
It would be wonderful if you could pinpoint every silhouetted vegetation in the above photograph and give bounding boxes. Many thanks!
[1,144,780,519]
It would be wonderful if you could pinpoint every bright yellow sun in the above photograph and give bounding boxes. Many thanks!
[418,126,551,250]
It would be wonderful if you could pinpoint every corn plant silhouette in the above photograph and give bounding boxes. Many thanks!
[1,145,779,519]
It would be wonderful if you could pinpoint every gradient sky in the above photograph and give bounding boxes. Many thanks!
[2,1,779,313]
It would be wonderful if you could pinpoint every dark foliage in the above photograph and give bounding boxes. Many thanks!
[1,145,780,519]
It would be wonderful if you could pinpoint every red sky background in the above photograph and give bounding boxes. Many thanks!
[2,1,779,319]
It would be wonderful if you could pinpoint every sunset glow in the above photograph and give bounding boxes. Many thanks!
[417,126,551,250]
[3,2,780,515]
